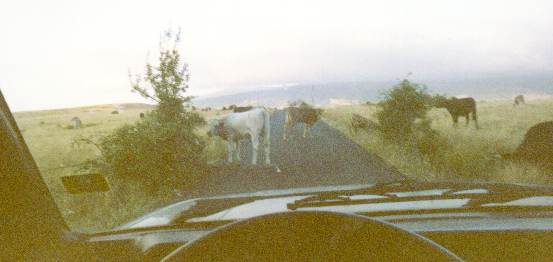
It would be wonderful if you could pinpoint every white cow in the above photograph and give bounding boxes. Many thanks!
[207,108,271,165]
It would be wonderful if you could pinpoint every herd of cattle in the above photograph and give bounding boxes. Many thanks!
[64,94,550,172]
[432,95,552,171]
[206,94,552,173]
[349,94,552,171]
[206,104,324,165]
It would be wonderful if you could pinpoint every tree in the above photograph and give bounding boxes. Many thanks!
[130,28,193,122]
[96,28,206,192]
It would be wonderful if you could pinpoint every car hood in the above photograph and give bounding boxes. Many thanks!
[116,180,553,231]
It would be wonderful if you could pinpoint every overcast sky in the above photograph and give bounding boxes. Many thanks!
[2,0,553,111]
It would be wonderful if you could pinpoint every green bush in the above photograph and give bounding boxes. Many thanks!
[98,111,206,192]
[376,79,433,142]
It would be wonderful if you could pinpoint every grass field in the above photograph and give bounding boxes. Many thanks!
[13,99,553,232]
[14,104,226,232]
[323,99,553,185]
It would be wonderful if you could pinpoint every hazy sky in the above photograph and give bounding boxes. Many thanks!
[2,0,553,111]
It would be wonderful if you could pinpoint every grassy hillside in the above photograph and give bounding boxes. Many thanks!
[323,99,553,184]
[14,104,226,232]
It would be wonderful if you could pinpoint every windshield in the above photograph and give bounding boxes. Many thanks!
[5,0,553,233]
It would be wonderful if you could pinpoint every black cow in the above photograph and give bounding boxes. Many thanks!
[233,106,253,113]
[502,121,553,171]
[514,95,525,106]
[436,97,479,129]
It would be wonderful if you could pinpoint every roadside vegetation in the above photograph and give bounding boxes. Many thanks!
[15,104,225,232]
[323,83,553,185]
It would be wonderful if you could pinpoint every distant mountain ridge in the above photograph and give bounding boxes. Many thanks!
[194,75,553,108]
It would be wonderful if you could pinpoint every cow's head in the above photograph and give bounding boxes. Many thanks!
[207,119,225,138]
[432,95,449,108]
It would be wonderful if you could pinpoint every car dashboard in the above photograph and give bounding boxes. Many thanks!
[85,210,553,261]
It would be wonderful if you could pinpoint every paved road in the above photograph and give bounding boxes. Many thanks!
[188,110,404,197]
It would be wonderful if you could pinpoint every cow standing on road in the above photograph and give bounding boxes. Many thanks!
[435,97,479,129]
[283,106,323,140]
[207,108,271,165]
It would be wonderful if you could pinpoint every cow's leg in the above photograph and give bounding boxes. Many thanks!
[465,114,470,126]
[227,141,234,163]
[473,111,479,129]
[263,136,271,165]
[452,115,459,127]
[251,135,259,165]
[283,113,292,141]
[235,140,241,162]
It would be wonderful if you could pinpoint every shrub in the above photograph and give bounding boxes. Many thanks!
[375,79,433,142]
[98,112,206,192]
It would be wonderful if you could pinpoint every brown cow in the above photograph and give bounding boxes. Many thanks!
[349,114,378,136]
[502,121,553,171]
[283,107,323,140]
[514,95,525,106]
[435,97,479,129]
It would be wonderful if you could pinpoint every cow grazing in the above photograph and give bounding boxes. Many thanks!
[502,121,553,171]
[233,106,254,113]
[207,108,271,165]
[435,97,479,129]
[283,106,323,140]
[514,95,525,106]
[349,114,378,136]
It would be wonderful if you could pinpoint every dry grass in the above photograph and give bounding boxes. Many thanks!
[323,99,553,185]
[14,104,225,232]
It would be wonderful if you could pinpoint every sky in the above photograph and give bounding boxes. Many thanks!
[1,0,553,111]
